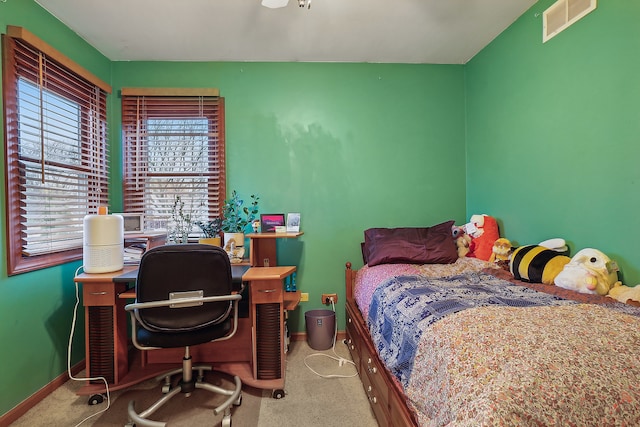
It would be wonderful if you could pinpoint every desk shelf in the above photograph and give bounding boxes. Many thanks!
[247,232,303,267]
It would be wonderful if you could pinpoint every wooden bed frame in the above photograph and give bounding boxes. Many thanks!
[345,262,418,427]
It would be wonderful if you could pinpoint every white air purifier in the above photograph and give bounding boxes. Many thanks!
[83,213,124,273]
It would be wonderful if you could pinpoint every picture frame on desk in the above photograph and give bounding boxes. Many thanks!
[260,214,285,232]
[286,213,300,233]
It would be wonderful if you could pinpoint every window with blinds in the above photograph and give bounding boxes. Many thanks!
[121,89,226,238]
[2,27,111,275]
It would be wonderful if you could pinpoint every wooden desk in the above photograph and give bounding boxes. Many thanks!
[243,266,300,391]
[74,265,299,400]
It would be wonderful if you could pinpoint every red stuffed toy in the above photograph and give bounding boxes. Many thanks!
[465,214,499,261]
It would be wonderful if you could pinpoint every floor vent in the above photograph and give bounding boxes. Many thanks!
[543,0,596,43]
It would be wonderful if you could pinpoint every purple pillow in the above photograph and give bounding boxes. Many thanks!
[363,220,458,267]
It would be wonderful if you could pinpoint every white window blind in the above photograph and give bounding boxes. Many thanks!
[121,89,226,235]
[3,27,111,275]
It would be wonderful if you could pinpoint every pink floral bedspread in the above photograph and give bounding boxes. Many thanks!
[353,261,640,426]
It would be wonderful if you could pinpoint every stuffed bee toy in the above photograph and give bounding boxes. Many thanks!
[510,245,571,285]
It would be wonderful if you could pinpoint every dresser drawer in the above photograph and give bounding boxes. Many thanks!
[83,283,118,306]
[360,350,390,424]
[361,343,389,405]
[345,310,361,369]
[250,280,283,304]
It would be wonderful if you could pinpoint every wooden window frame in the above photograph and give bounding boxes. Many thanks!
[121,88,226,237]
[2,26,112,275]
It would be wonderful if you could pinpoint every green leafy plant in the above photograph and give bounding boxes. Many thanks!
[221,190,259,233]
[196,217,222,238]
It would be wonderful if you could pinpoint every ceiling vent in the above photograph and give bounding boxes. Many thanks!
[543,0,597,43]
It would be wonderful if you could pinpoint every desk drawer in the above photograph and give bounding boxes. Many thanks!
[83,283,118,306]
[251,280,283,304]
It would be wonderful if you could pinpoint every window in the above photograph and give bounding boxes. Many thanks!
[2,26,111,275]
[121,89,226,237]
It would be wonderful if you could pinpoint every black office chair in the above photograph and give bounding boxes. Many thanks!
[124,244,243,427]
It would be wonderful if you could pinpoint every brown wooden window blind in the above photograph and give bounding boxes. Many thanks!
[2,26,111,275]
[121,89,226,236]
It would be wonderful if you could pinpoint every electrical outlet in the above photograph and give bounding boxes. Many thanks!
[321,293,338,304]
[300,292,309,302]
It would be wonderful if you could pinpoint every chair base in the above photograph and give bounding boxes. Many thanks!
[126,349,242,427]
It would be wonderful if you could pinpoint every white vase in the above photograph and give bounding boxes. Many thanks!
[223,232,245,248]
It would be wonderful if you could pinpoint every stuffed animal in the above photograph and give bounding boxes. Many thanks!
[452,226,472,258]
[464,214,500,261]
[538,238,569,254]
[489,238,512,262]
[510,245,571,285]
[456,233,472,258]
[554,248,620,295]
[607,282,640,304]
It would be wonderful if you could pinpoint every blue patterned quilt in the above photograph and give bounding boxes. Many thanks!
[367,271,578,388]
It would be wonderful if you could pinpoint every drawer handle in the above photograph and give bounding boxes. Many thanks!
[348,318,352,323]
[90,291,108,295]
[367,358,377,374]
[258,289,277,293]
[366,386,377,404]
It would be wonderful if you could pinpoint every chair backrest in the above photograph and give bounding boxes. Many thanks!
[134,244,233,333]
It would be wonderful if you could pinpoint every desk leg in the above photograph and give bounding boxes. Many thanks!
[83,282,129,385]
[254,302,283,380]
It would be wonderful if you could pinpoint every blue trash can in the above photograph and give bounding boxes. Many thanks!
[305,309,336,350]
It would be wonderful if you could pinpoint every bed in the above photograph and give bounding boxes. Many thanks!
[344,221,640,426]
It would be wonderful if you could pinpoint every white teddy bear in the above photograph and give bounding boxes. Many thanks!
[554,248,620,295]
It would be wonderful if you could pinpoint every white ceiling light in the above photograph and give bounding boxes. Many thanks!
[261,0,289,8]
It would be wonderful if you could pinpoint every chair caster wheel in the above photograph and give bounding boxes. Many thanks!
[87,393,105,405]
[272,389,285,399]
[233,393,242,406]
[162,384,171,393]
[222,414,232,427]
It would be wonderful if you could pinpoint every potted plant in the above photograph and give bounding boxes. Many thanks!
[196,217,222,246]
[170,196,193,244]
[221,190,259,247]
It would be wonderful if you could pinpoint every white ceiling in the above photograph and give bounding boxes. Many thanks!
[35,0,538,64]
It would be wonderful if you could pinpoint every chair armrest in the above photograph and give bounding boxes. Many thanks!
[125,293,241,312]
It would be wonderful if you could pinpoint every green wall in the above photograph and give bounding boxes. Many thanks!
[110,61,467,332]
[465,0,640,284]
[0,0,113,417]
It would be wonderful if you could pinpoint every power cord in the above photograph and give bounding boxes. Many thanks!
[68,265,111,426]
[303,298,358,379]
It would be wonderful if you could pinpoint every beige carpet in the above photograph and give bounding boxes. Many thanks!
[10,340,378,426]
[258,339,377,427]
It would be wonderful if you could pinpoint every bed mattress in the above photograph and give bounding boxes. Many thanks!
[352,260,640,426]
